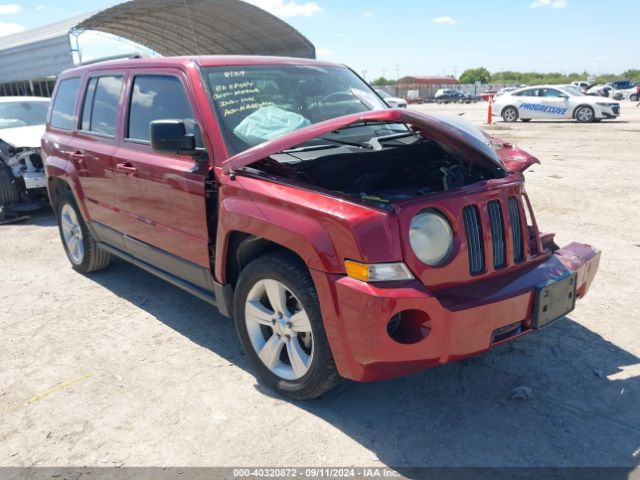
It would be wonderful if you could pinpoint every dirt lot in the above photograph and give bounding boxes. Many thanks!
[1,101,639,474]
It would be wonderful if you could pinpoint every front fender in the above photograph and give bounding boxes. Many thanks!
[214,174,403,283]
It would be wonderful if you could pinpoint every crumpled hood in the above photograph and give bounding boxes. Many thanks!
[0,124,45,149]
[223,108,507,173]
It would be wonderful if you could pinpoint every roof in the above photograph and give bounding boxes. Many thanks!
[59,55,339,78]
[399,76,459,85]
[74,0,316,58]
[0,96,50,103]
[0,13,94,51]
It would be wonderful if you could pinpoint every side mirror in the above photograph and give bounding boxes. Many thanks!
[150,119,196,154]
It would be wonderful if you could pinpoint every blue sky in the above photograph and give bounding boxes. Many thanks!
[0,0,636,79]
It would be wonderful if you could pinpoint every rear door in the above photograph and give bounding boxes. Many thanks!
[110,70,210,270]
[73,73,125,227]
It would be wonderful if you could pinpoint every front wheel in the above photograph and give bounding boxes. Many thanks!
[56,192,111,273]
[575,106,595,123]
[630,94,638,101]
[233,252,341,400]
[502,106,519,122]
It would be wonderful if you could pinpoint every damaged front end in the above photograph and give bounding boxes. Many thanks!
[0,137,48,222]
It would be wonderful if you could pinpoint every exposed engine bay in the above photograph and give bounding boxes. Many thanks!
[252,133,504,207]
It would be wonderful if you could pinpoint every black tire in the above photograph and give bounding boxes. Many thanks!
[521,118,531,122]
[56,192,111,273]
[0,163,20,207]
[575,105,595,123]
[630,94,638,101]
[233,251,341,400]
[502,106,519,122]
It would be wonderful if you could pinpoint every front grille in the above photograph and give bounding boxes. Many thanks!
[462,196,531,275]
[487,201,506,268]
[508,197,524,262]
[463,205,484,274]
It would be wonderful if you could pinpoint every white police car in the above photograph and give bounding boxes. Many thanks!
[493,85,620,123]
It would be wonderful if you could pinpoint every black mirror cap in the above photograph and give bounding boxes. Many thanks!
[150,119,196,154]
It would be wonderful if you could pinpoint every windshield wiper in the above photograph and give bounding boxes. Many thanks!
[282,144,340,153]
[364,131,417,150]
[317,137,373,149]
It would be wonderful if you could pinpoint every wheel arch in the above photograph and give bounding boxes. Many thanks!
[47,176,72,210]
[572,103,595,119]
[224,232,308,288]
[501,104,519,116]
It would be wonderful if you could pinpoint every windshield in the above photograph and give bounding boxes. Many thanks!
[559,85,585,97]
[205,65,389,155]
[0,101,50,129]
[376,90,391,99]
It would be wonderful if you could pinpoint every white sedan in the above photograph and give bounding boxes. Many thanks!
[493,85,620,123]
[375,89,408,108]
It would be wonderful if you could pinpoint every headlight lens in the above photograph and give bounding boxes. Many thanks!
[409,209,454,266]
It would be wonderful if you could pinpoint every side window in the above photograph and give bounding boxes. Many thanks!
[541,88,562,97]
[51,77,81,130]
[518,89,537,97]
[80,75,123,136]
[128,75,196,142]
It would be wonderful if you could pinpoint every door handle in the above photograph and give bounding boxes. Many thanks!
[116,163,137,176]
[69,151,85,161]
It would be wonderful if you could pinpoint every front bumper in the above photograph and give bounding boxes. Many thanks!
[313,242,600,382]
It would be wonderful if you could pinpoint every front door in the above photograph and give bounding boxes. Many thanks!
[111,71,211,273]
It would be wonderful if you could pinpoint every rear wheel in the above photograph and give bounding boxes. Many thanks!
[233,252,341,400]
[502,106,519,122]
[0,164,20,207]
[56,192,111,273]
[630,94,638,101]
[575,105,595,123]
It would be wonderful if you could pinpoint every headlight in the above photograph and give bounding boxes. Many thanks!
[409,209,454,266]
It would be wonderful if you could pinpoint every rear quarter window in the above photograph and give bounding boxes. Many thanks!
[51,77,81,130]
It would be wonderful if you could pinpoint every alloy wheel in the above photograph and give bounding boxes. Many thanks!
[60,204,84,264]
[244,279,314,380]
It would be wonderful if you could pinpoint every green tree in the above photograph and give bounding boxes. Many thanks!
[371,76,396,86]
[459,67,491,84]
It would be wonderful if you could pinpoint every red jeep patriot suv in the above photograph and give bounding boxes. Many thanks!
[43,56,600,399]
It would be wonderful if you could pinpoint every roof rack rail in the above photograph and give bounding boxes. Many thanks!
[76,51,152,66]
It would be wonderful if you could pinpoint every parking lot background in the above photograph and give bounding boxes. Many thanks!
[0,102,638,471]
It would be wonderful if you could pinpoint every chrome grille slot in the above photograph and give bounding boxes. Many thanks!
[488,200,506,268]
[508,197,524,262]
[463,205,484,274]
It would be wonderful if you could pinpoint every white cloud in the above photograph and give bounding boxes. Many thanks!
[245,0,322,17]
[0,3,21,14]
[529,0,568,9]
[0,21,25,36]
[36,5,46,11]
[433,16,456,25]
[316,47,333,56]
[362,11,374,17]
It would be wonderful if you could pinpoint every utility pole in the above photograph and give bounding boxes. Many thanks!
[395,64,400,82]
[361,70,367,81]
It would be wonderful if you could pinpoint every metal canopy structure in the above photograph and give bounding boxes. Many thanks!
[0,13,92,85]
[0,0,315,94]
[74,0,316,58]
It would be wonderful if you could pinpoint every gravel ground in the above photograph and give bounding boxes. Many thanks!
[0,101,638,474]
